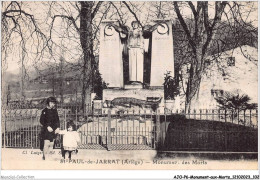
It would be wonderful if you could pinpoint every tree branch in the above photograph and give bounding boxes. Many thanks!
[122,1,144,30]
[203,2,210,33]
[52,15,80,33]
[3,8,49,53]
[202,1,227,55]
[188,1,197,17]
[92,3,112,41]
[91,1,103,20]
[110,1,124,24]
[173,2,196,53]
[211,1,227,29]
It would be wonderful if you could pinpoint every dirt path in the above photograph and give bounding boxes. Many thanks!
[1,148,257,170]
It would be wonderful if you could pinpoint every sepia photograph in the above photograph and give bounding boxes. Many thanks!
[1,0,259,178]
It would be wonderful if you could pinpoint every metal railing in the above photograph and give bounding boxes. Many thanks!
[1,105,258,151]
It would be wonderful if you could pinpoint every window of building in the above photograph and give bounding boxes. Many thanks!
[205,59,211,66]
[227,57,235,66]
[211,89,224,97]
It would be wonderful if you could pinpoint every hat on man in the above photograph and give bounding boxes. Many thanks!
[46,97,57,104]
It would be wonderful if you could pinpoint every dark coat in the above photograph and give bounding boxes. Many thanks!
[40,107,60,142]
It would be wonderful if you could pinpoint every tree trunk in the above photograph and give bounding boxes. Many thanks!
[60,56,64,105]
[185,53,204,112]
[175,2,227,112]
[80,2,94,115]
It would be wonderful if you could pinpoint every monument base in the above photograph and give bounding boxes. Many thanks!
[124,84,143,89]
[102,88,165,114]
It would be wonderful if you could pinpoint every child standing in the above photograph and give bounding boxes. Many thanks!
[40,97,60,160]
[56,121,80,160]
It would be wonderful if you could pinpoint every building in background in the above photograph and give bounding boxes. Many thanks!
[185,45,258,110]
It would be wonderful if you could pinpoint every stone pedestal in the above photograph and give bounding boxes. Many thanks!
[102,88,164,114]
[124,84,143,89]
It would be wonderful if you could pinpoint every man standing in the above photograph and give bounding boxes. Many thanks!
[40,97,60,160]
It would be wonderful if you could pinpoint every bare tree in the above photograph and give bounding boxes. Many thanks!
[172,1,257,111]
[173,2,228,110]
[2,1,257,112]
[2,1,105,112]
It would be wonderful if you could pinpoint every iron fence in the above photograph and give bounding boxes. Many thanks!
[1,105,258,152]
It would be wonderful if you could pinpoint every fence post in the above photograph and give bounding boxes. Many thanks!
[164,114,167,147]
[107,109,111,151]
[249,109,252,127]
[76,106,78,129]
[231,110,234,124]
[30,110,33,148]
[244,109,246,126]
[224,109,227,151]
[64,108,67,129]
[237,108,239,125]
[257,109,258,128]
[3,109,6,148]
[155,110,160,150]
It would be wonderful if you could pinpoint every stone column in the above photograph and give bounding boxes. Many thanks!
[99,20,124,88]
[150,20,174,86]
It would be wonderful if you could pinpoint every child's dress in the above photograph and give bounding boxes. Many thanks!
[59,130,80,151]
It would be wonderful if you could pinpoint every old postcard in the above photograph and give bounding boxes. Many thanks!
[1,0,258,177]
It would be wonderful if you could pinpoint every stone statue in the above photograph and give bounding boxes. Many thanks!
[128,21,144,83]
[109,21,161,85]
